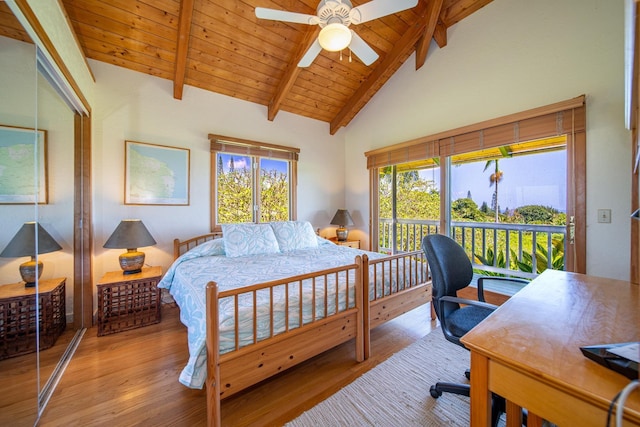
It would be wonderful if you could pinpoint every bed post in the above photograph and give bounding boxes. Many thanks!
[173,238,181,260]
[206,282,221,427]
[361,254,370,360]
[354,255,364,362]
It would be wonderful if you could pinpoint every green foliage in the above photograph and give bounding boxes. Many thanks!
[515,205,560,224]
[260,169,289,222]
[451,198,484,221]
[217,167,252,223]
[379,169,439,220]
[512,235,565,274]
[474,247,508,276]
[217,160,289,223]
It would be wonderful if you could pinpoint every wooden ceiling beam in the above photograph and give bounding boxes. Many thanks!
[415,0,445,70]
[268,26,320,121]
[433,21,448,48]
[329,1,430,135]
[173,0,194,100]
[441,0,493,26]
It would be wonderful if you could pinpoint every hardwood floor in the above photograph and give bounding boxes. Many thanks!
[37,303,435,426]
[0,326,79,427]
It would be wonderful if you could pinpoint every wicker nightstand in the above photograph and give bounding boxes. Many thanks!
[328,237,360,249]
[0,277,66,360]
[96,266,162,336]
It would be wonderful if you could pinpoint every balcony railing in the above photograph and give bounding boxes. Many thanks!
[379,218,566,279]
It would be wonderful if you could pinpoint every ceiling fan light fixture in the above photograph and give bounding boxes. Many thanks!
[318,23,352,51]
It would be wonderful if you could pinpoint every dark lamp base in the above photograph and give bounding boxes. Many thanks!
[123,268,143,275]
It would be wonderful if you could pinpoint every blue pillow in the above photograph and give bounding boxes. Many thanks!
[222,223,280,257]
[270,221,319,252]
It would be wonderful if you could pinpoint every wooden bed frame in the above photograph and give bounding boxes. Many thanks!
[173,234,432,427]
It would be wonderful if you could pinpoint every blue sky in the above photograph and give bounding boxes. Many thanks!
[219,154,288,173]
[422,150,567,212]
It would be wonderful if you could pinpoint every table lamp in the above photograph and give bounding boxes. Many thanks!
[0,222,62,287]
[103,219,156,275]
[330,209,354,241]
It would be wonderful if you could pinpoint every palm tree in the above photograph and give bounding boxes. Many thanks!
[484,159,503,222]
[483,147,511,223]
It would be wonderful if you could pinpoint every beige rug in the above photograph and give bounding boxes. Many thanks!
[286,330,473,426]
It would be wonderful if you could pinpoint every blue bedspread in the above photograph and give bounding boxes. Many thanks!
[159,237,385,389]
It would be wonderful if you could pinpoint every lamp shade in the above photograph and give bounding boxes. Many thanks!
[103,219,156,250]
[330,209,354,227]
[1,222,62,286]
[318,23,352,52]
[0,222,62,257]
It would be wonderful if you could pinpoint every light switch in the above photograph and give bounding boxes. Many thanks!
[597,209,611,223]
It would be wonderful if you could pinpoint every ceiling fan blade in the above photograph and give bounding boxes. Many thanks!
[255,7,319,25]
[298,38,323,67]
[348,31,379,65]
[350,0,418,24]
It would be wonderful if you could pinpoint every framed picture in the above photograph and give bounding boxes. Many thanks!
[125,140,190,205]
[0,124,48,204]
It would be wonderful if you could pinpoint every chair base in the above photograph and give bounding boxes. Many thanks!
[430,382,509,427]
[430,382,469,398]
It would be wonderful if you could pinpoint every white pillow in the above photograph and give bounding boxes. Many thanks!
[222,223,280,257]
[270,221,319,252]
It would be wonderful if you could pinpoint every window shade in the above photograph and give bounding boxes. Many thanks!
[366,139,439,169]
[209,134,300,161]
[365,95,585,169]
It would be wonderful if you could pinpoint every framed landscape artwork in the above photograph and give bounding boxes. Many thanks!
[0,124,48,204]
[125,140,190,205]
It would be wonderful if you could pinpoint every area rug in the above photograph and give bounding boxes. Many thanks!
[286,330,473,426]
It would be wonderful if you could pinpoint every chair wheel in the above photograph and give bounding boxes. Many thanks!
[430,385,442,398]
[465,369,471,380]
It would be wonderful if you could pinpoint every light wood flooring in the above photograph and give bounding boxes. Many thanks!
[35,303,434,426]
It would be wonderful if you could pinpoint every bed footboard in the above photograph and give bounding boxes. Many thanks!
[205,257,364,427]
[363,251,432,358]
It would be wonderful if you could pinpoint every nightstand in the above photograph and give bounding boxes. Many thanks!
[329,237,360,249]
[96,266,162,336]
[0,277,66,359]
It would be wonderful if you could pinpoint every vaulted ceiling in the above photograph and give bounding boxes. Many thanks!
[1,0,492,134]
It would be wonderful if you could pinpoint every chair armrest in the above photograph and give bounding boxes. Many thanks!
[440,295,498,311]
[476,276,530,302]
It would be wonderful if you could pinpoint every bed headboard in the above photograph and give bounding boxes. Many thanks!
[173,232,223,259]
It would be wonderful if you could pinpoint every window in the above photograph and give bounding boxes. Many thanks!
[366,96,586,274]
[378,159,440,254]
[210,135,299,231]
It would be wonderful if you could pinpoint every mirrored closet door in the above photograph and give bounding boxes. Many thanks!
[0,3,90,425]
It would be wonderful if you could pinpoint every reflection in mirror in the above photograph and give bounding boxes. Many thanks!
[34,49,78,413]
[0,4,81,425]
[0,11,39,425]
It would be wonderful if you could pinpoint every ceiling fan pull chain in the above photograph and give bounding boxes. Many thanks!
[349,49,352,62]
[340,50,343,61]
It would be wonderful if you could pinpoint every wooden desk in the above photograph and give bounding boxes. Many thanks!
[461,270,639,427]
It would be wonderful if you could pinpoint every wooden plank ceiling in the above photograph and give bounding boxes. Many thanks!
[1,0,492,134]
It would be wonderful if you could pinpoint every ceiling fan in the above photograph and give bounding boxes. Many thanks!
[255,0,418,67]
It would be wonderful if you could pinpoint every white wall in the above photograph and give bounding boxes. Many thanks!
[91,60,346,279]
[343,0,630,280]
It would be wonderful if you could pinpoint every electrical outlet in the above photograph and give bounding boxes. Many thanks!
[597,209,611,223]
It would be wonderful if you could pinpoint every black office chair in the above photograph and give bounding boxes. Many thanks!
[422,234,529,427]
